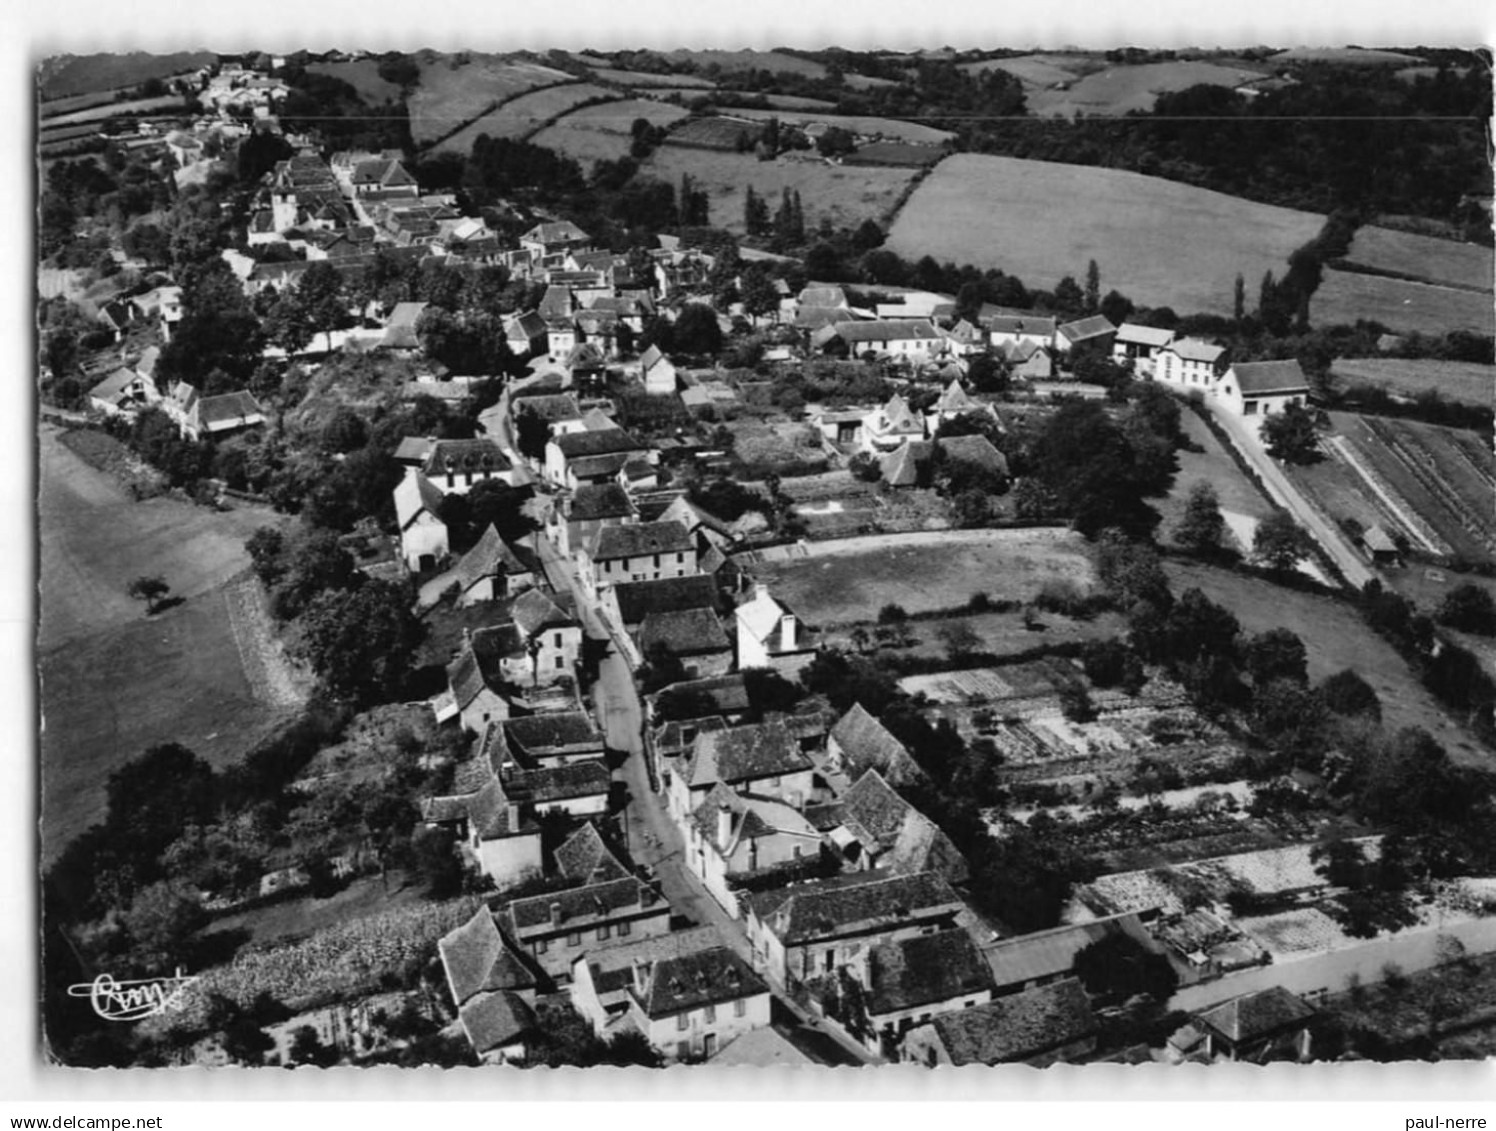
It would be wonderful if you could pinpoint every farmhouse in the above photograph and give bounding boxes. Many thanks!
[901,978,1099,1067]
[1055,315,1117,356]
[437,908,541,1064]
[1216,359,1311,429]
[504,311,550,358]
[418,437,515,493]
[1113,323,1176,374]
[444,625,525,731]
[861,394,927,452]
[510,588,585,682]
[977,912,1147,998]
[459,779,546,888]
[744,869,966,985]
[816,318,942,363]
[87,365,159,416]
[181,391,267,443]
[520,220,593,261]
[579,520,696,596]
[984,311,1056,350]
[545,426,651,491]
[552,482,638,557]
[925,377,998,433]
[1166,987,1317,1064]
[829,769,969,885]
[503,712,605,770]
[1155,337,1228,391]
[827,703,928,787]
[995,339,1054,379]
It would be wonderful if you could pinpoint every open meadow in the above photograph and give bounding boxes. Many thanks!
[305,60,406,104]
[749,528,1096,626]
[1329,358,1495,408]
[642,147,920,232]
[530,99,690,167]
[432,82,618,152]
[1156,409,1277,551]
[722,107,955,146]
[1161,560,1486,768]
[887,154,1324,316]
[1339,226,1494,293]
[1311,270,1496,336]
[660,49,826,78]
[407,55,576,145]
[957,54,1086,87]
[1027,60,1268,117]
[38,51,214,99]
[587,67,714,89]
[39,426,298,862]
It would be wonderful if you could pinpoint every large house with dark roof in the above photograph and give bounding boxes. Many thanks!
[445,624,526,731]
[509,588,584,683]
[637,607,733,680]
[446,525,539,606]
[815,318,942,363]
[851,928,995,1055]
[1166,986,1317,1064]
[394,472,449,573]
[744,869,967,985]
[418,437,515,494]
[503,711,605,770]
[436,908,542,1063]
[1113,323,1175,374]
[619,944,772,1062]
[667,719,817,821]
[498,875,671,980]
[1055,314,1117,357]
[578,519,696,597]
[545,425,651,492]
[566,925,725,1043]
[604,574,720,633]
[828,770,969,885]
[552,482,638,557]
[1155,337,1229,390]
[901,978,1099,1067]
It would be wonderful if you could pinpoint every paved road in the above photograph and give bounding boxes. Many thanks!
[534,516,878,1065]
[1206,401,1376,590]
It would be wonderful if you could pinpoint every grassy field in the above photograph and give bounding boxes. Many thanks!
[41,94,188,128]
[888,154,1324,316]
[433,83,618,152]
[1340,226,1494,292]
[38,51,214,99]
[660,49,827,78]
[588,67,714,89]
[306,60,405,104]
[1161,560,1486,767]
[1156,409,1276,551]
[1027,60,1268,117]
[820,607,1129,660]
[531,98,689,166]
[751,528,1096,626]
[39,426,296,862]
[1311,270,1496,336]
[665,115,766,150]
[1268,47,1425,65]
[722,106,955,145]
[642,147,920,233]
[1330,358,1495,408]
[408,56,576,145]
[715,92,840,110]
[957,54,1085,86]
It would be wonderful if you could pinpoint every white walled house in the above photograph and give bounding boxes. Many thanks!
[1216,359,1312,433]
[1154,338,1228,391]
[579,520,696,596]
[393,472,449,572]
[985,313,1056,351]
[666,720,817,822]
[816,318,942,363]
[861,394,927,453]
[686,783,824,918]
[510,589,585,683]
[417,437,516,494]
[640,345,679,396]
[1113,323,1175,374]
[735,586,818,677]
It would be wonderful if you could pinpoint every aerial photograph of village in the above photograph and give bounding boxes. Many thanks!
[32,37,1496,1073]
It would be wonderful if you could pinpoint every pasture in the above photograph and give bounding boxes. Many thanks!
[39,51,214,99]
[39,425,297,861]
[1338,226,1494,293]
[306,60,405,104]
[432,83,619,153]
[749,528,1096,626]
[39,94,187,128]
[1026,60,1268,118]
[957,54,1084,87]
[663,115,764,150]
[1157,409,1276,552]
[408,56,576,145]
[660,49,827,78]
[1312,270,1496,337]
[643,147,920,232]
[588,67,714,89]
[888,154,1324,316]
[531,98,689,166]
[1161,560,1485,768]
[724,106,955,145]
[1329,358,1495,408]
[1269,47,1425,65]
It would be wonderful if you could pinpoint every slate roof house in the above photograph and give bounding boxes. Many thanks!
[685,781,825,918]
[1155,337,1229,391]
[436,907,542,1062]
[552,481,638,558]
[744,869,966,985]
[734,585,818,677]
[419,437,515,494]
[816,318,942,363]
[1055,314,1117,356]
[579,519,696,597]
[851,928,996,1056]
[638,607,734,680]
[503,711,606,769]
[181,391,267,443]
[902,978,1099,1067]
[497,875,671,981]
[1113,323,1175,374]
[567,925,721,1036]
[394,472,449,573]
[445,524,539,606]
[545,425,651,491]
[826,770,969,885]
[827,703,929,788]
[1166,986,1317,1064]
[667,719,817,821]
[860,393,928,453]
[1216,359,1311,432]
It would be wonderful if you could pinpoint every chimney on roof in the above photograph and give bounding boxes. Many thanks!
[631,959,649,996]
[505,801,520,829]
[717,805,733,848]
[549,900,563,927]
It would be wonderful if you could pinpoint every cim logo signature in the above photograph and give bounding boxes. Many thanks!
[66,970,199,1022]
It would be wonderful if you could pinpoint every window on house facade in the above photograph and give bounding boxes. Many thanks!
[676,1012,690,1031]
[597,925,610,941]
[1243,400,1258,415]
[566,932,580,947]
[535,938,548,954]
[704,1005,716,1023]
[618,921,630,937]
[555,656,564,670]
[653,554,660,569]
[676,1042,690,1061]
[676,552,683,564]
[553,632,562,647]
[734,999,746,1018]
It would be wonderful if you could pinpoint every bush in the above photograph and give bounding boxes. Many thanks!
[877,603,908,624]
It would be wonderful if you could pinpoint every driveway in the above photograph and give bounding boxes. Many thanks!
[1206,402,1375,590]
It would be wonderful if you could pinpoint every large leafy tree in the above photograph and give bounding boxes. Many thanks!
[1030,401,1161,538]
[296,580,423,702]
[1253,510,1314,572]
[1260,401,1321,464]
[158,258,265,386]
[1174,481,1226,554]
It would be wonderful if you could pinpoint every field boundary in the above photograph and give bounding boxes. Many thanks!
[224,570,311,709]
[415,78,581,152]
